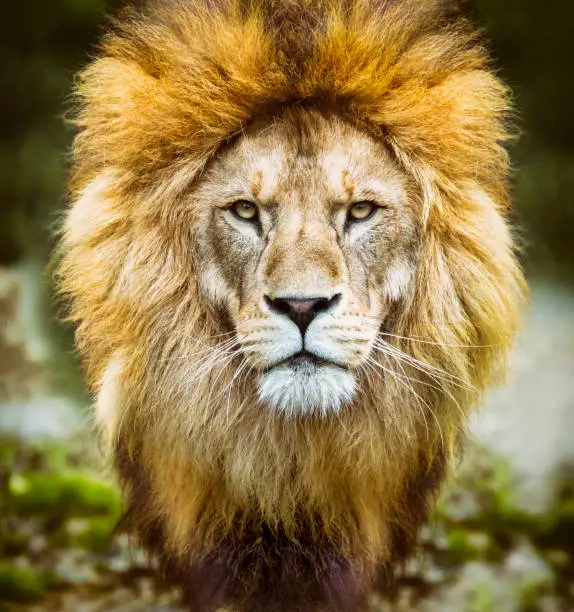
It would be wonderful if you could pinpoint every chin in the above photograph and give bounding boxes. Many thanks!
[257,355,356,417]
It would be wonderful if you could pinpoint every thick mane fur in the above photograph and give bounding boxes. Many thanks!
[57,1,526,610]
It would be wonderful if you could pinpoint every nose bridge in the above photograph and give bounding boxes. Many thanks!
[263,209,344,298]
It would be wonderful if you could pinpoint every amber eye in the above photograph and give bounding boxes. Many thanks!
[230,200,258,221]
[348,201,377,222]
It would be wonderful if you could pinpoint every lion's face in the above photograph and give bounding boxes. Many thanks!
[193,109,418,416]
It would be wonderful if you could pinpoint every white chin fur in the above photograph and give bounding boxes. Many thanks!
[258,362,356,417]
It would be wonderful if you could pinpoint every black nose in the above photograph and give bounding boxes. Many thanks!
[264,294,342,335]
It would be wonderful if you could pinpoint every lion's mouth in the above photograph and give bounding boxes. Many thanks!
[268,351,344,372]
[257,350,356,416]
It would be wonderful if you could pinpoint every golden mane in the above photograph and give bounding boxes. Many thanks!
[57,1,526,609]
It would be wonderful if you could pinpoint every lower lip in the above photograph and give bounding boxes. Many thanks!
[273,352,341,370]
[292,352,322,363]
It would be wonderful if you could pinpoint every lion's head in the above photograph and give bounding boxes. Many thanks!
[58,0,526,609]
[193,107,420,416]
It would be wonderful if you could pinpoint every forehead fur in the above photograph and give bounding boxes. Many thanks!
[71,0,510,206]
[204,108,407,207]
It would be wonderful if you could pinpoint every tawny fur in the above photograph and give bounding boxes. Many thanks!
[57,1,526,610]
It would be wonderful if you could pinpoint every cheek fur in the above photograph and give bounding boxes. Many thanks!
[211,220,263,305]
[382,259,415,302]
[197,261,231,309]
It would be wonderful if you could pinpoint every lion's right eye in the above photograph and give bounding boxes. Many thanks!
[230,200,259,222]
[348,201,377,222]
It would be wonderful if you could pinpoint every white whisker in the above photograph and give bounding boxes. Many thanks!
[373,342,468,424]
[366,355,435,443]
[373,339,475,392]
[378,331,494,349]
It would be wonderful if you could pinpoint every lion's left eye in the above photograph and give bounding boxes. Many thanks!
[348,201,377,222]
[230,200,259,222]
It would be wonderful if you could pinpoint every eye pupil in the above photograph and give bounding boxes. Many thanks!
[232,200,258,221]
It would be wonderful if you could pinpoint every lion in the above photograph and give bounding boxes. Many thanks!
[56,0,526,610]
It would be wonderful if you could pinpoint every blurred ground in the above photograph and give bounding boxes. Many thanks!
[1,266,573,611]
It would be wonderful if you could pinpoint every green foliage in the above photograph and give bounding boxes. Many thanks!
[446,530,493,564]
[470,0,574,281]
[7,471,122,519]
[73,516,120,552]
[469,581,496,612]
[0,436,124,602]
[1,0,120,264]
[1,435,122,523]
[0,563,47,603]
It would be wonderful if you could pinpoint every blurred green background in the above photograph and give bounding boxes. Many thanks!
[1,1,573,610]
